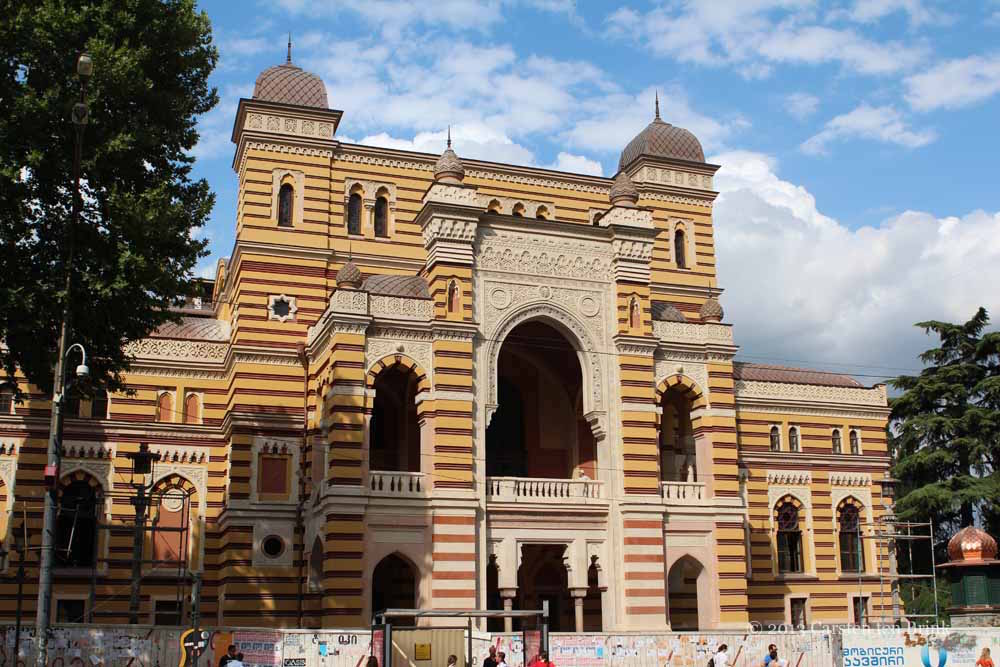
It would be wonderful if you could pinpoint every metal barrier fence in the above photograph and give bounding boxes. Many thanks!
[5,625,1000,667]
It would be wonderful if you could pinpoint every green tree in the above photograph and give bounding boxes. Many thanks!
[890,308,1000,538]
[0,0,217,394]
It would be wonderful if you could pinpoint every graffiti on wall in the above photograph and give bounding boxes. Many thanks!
[842,628,1000,667]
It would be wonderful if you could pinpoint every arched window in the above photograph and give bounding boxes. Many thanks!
[849,429,860,454]
[775,499,804,573]
[512,203,525,217]
[674,228,688,269]
[56,479,99,567]
[347,193,362,235]
[769,426,780,451]
[832,429,842,454]
[839,501,864,573]
[374,196,388,237]
[184,394,200,424]
[277,183,294,227]
[447,281,459,314]
[592,212,603,226]
[629,297,640,330]
[157,392,173,423]
[788,426,800,452]
[91,389,108,420]
[535,206,549,220]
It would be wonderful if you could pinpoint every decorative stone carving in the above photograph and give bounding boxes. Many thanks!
[151,462,209,516]
[653,320,734,345]
[366,337,433,381]
[612,239,654,262]
[267,294,298,322]
[482,282,605,348]
[767,470,812,486]
[369,295,433,321]
[477,229,612,282]
[654,356,708,399]
[600,207,654,229]
[329,289,368,315]
[0,458,15,514]
[244,113,333,140]
[124,339,228,361]
[579,295,600,318]
[424,183,480,207]
[734,380,887,407]
[489,287,511,310]
[830,472,872,487]
[423,217,478,245]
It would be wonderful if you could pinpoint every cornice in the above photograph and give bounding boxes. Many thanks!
[734,380,888,408]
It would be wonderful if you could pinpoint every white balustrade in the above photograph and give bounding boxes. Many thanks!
[486,477,605,503]
[368,471,427,497]
[661,481,706,505]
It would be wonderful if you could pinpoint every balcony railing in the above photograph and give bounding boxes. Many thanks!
[661,480,705,505]
[368,471,427,497]
[486,477,605,503]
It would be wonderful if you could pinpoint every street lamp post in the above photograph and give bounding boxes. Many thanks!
[34,51,92,667]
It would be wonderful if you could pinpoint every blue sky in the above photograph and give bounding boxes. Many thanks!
[190,0,1000,383]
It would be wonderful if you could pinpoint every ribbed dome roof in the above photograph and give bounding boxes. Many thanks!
[700,297,724,323]
[336,261,362,288]
[434,129,465,183]
[253,43,328,109]
[948,526,998,563]
[609,171,639,207]
[362,274,431,299]
[619,96,704,169]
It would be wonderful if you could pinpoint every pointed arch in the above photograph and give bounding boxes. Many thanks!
[157,391,174,423]
[149,474,197,569]
[365,354,431,394]
[56,471,103,568]
[654,374,707,411]
[184,393,201,424]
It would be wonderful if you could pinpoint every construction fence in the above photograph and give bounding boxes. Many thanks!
[4,625,1000,667]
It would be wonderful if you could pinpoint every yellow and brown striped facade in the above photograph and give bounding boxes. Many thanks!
[0,57,892,632]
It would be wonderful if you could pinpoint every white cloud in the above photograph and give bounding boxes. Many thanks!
[711,150,1000,376]
[356,124,537,166]
[801,104,936,155]
[273,0,505,38]
[844,0,944,25]
[784,92,819,120]
[904,54,1000,111]
[191,83,254,161]
[546,152,603,176]
[604,3,927,76]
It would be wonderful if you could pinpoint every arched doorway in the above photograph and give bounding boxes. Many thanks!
[370,365,421,472]
[668,556,705,630]
[486,321,595,479]
[660,385,697,482]
[516,544,573,631]
[372,553,417,625]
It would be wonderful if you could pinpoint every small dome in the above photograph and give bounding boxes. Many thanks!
[336,261,362,289]
[948,526,998,563]
[651,302,686,322]
[700,297,724,323]
[609,171,639,207]
[434,130,465,184]
[253,42,328,109]
[362,274,431,299]
[619,95,704,169]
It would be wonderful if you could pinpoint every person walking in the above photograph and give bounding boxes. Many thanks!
[712,644,729,667]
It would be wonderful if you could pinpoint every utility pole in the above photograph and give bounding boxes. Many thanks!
[35,52,93,667]
[127,443,160,624]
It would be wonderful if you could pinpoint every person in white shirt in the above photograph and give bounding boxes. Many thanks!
[713,644,729,667]
[497,652,508,667]
[226,653,245,667]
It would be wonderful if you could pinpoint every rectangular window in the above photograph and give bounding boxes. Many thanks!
[852,597,869,626]
[258,455,289,495]
[777,531,804,573]
[790,597,807,628]
[840,531,864,572]
[56,598,86,623]
[0,391,12,414]
[154,599,183,626]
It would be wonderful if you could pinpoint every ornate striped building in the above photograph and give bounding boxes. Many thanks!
[0,52,893,631]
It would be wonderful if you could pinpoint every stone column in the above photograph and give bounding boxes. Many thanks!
[571,588,588,632]
[500,588,517,633]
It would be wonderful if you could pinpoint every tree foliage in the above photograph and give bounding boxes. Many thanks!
[0,0,217,394]
[890,308,1000,540]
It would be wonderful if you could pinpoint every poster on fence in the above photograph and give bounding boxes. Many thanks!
[842,628,1000,667]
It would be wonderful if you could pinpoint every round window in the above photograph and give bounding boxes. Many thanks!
[261,535,285,558]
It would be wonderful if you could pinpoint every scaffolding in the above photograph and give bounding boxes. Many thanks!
[859,515,938,627]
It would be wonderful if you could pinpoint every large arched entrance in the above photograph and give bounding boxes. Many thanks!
[668,555,706,630]
[517,544,573,632]
[486,321,596,480]
[370,365,421,472]
[372,553,417,625]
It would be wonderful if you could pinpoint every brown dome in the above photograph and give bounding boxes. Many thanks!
[253,48,328,109]
[619,96,704,169]
[434,130,465,184]
[609,171,639,207]
[948,526,998,563]
[336,261,362,289]
[700,297,724,323]
[362,274,431,299]
[651,302,686,322]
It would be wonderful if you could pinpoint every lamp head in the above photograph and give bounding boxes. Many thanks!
[75,362,90,377]
[76,53,93,79]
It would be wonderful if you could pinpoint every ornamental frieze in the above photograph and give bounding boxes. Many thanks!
[734,380,887,407]
[482,281,606,347]
[369,295,433,321]
[478,243,612,282]
[652,320,734,345]
[124,338,228,361]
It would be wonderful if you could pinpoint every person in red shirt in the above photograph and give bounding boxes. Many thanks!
[977,647,994,667]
